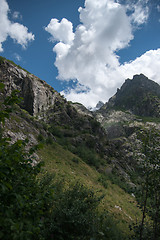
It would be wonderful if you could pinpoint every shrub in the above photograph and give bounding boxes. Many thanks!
[73,145,100,167]
[44,182,103,240]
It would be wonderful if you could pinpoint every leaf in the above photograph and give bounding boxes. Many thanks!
[0,83,4,89]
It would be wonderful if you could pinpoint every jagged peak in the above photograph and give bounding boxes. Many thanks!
[100,74,160,117]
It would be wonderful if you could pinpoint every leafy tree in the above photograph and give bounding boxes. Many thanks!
[131,126,160,240]
[0,86,53,239]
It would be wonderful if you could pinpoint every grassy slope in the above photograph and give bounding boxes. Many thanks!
[38,142,142,236]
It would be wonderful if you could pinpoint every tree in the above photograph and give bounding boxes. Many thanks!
[0,86,53,239]
[132,126,160,240]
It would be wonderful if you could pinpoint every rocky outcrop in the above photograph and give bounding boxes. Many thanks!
[0,57,106,159]
[71,102,93,117]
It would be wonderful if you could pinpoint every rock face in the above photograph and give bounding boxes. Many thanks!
[95,101,104,110]
[0,57,106,157]
[71,102,93,117]
[1,57,160,185]
[93,74,160,183]
[100,74,160,117]
[0,58,59,118]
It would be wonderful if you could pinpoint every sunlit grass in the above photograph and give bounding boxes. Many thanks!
[38,142,143,236]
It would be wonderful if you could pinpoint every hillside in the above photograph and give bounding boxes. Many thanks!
[1,56,160,239]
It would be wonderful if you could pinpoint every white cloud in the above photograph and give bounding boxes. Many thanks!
[157,5,160,12]
[14,53,22,61]
[120,49,160,81]
[45,18,74,44]
[124,0,149,25]
[62,49,160,107]
[0,0,34,52]
[46,0,159,108]
[12,11,22,20]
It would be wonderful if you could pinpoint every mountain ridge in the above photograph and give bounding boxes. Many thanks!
[99,73,160,117]
[1,56,160,239]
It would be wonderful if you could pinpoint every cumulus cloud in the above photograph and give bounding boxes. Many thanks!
[45,0,159,108]
[62,49,160,107]
[124,0,149,25]
[0,0,34,52]
[45,18,74,44]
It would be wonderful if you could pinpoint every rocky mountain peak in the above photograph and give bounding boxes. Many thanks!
[102,74,160,117]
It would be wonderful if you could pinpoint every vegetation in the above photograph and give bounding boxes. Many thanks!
[1,59,160,239]
[130,127,160,240]
[0,86,128,239]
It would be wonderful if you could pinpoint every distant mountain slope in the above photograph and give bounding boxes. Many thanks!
[100,74,160,117]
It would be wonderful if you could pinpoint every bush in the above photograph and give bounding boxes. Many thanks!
[74,145,100,167]
[44,182,102,240]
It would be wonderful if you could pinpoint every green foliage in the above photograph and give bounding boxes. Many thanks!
[0,89,125,240]
[0,56,5,64]
[98,172,133,194]
[42,180,125,240]
[44,182,102,240]
[37,133,45,142]
[131,127,160,240]
[98,212,127,240]
[0,86,22,124]
[90,118,101,134]
[0,89,54,239]
[48,125,63,138]
[73,145,101,167]
[0,139,44,239]
[45,136,54,145]
[140,116,160,123]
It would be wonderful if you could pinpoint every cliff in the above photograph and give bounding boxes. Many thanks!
[0,57,59,118]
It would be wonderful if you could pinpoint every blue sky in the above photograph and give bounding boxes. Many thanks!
[0,0,160,107]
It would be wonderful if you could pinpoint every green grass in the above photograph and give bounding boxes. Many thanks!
[140,116,160,123]
[38,142,143,237]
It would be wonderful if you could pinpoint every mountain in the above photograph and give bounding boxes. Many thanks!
[94,74,160,178]
[100,74,160,117]
[95,74,160,141]
[1,56,160,239]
